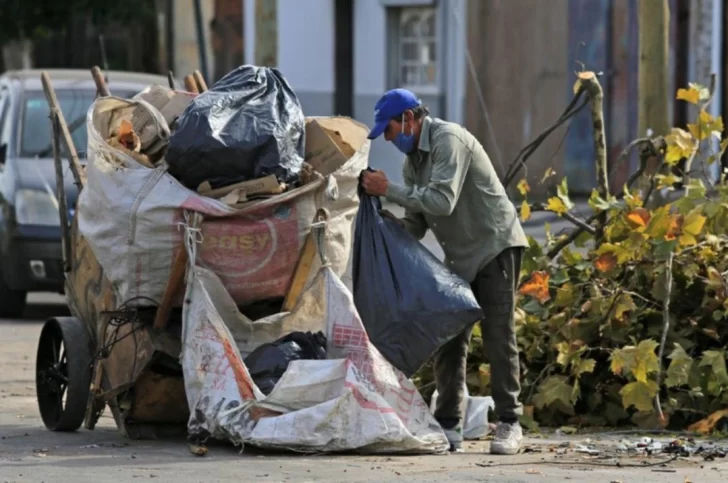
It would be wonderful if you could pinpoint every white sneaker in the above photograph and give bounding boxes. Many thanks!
[490,421,523,455]
[442,427,464,453]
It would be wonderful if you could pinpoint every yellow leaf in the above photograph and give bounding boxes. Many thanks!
[610,346,636,376]
[620,380,659,412]
[665,145,684,164]
[555,341,571,367]
[683,209,706,236]
[666,214,683,241]
[679,209,706,246]
[689,110,725,141]
[573,358,596,377]
[655,173,682,190]
[519,271,551,304]
[517,179,531,196]
[664,128,698,166]
[631,339,659,383]
[676,87,700,104]
[595,242,632,265]
[645,205,672,239]
[546,197,568,215]
[520,200,531,222]
[614,293,637,323]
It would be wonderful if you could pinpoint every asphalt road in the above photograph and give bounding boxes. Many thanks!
[2,294,727,482]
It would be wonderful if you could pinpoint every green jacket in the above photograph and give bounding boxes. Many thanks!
[385,116,528,282]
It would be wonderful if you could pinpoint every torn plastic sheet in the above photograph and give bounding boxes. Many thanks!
[181,262,449,454]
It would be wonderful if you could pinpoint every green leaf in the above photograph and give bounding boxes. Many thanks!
[699,350,728,386]
[560,247,583,266]
[665,343,693,388]
[533,375,575,409]
[551,268,571,285]
[574,230,592,248]
[620,380,659,412]
[652,239,679,261]
[554,283,576,308]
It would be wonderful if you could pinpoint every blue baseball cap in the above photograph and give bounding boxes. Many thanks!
[367,88,422,139]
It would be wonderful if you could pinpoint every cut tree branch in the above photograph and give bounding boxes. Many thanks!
[655,252,674,425]
[526,203,596,235]
[503,89,588,188]
[576,72,609,240]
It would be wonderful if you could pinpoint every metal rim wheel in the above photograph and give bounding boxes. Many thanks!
[36,317,93,431]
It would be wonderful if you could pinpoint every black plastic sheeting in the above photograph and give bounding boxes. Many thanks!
[243,331,328,396]
[166,65,305,190]
[352,185,484,378]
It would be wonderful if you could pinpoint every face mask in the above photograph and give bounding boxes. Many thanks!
[392,113,416,154]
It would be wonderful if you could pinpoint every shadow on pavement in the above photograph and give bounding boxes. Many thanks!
[16,303,71,322]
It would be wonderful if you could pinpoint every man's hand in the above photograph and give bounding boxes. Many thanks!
[379,209,404,227]
[361,170,389,197]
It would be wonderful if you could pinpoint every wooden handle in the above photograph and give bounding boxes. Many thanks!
[184,75,199,94]
[153,248,188,330]
[282,234,317,311]
[193,70,208,92]
[91,66,111,97]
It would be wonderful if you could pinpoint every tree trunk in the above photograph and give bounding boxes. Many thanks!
[637,0,670,201]
[2,39,33,70]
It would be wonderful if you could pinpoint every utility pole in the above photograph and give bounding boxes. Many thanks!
[255,0,277,67]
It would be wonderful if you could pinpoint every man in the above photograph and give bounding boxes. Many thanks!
[361,88,529,455]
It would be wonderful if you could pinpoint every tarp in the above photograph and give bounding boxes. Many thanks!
[181,230,448,453]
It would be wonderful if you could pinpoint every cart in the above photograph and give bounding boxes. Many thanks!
[34,67,329,439]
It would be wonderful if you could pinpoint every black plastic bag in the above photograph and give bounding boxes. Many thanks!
[352,187,484,378]
[166,65,305,189]
[243,331,327,395]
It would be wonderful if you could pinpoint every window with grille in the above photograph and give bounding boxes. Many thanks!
[395,7,438,89]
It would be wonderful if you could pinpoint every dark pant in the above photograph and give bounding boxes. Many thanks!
[432,247,523,429]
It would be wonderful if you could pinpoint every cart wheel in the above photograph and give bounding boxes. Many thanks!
[36,317,93,431]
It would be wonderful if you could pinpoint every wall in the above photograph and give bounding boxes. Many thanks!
[465,0,570,197]
[277,0,335,116]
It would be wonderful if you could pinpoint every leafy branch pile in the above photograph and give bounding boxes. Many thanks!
[419,75,728,433]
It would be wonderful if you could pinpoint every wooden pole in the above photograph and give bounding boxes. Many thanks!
[40,72,85,188]
[90,66,111,97]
